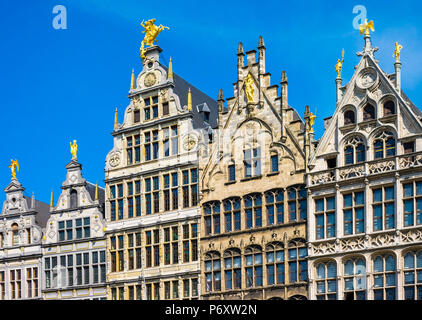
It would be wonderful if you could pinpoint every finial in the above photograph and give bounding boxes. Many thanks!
[218,89,225,101]
[8,159,19,180]
[258,35,265,48]
[168,57,173,80]
[70,140,78,160]
[394,42,403,63]
[281,71,288,83]
[359,19,375,36]
[237,42,244,55]
[95,182,99,201]
[114,108,119,130]
[31,192,35,209]
[187,88,192,111]
[50,190,54,208]
[335,49,345,78]
[308,110,316,133]
[130,69,135,90]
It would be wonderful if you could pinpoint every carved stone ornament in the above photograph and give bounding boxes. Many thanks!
[144,72,157,87]
[357,68,378,90]
[109,152,121,168]
[183,134,198,151]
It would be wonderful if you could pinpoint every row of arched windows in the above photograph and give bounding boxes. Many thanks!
[203,186,306,236]
[204,240,307,293]
[343,130,396,165]
[344,101,396,126]
[315,250,422,300]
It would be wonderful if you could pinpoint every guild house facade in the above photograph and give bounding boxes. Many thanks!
[307,22,422,300]
[103,29,217,299]
[199,37,314,300]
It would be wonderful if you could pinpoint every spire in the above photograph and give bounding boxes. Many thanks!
[130,69,135,90]
[168,57,173,81]
[358,19,377,57]
[31,192,35,209]
[95,182,99,201]
[187,88,192,111]
[218,89,225,113]
[258,35,265,48]
[114,108,119,130]
[50,190,54,208]
[237,42,244,55]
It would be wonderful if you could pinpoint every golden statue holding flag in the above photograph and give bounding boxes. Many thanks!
[335,49,345,78]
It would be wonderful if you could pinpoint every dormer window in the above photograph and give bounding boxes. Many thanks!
[70,189,78,209]
[344,110,355,125]
[204,111,210,123]
[383,101,395,116]
[363,104,375,121]
[11,223,19,246]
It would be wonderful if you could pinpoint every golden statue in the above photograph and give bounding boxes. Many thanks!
[335,49,345,78]
[309,112,316,133]
[244,73,255,103]
[8,159,19,180]
[359,19,375,36]
[70,140,78,160]
[394,42,403,62]
[140,19,169,62]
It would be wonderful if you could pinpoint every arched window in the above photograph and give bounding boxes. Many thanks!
[11,223,19,246]
[343,258,366,300]
[288,239,307,283]
[224,249,241,290]
[363,104,375,121]
[373,254,396,300]
[316,261,337,300]
[373,131,396,159]
[203,201,220,236]
[344,110,356,125]
[70,189,78,209]
[383,101,395,116]
[223,198,241,232]
[245,245,263,288]
[205,252,221,292]
[266,242,284,285]
[265,189,284,225]
[244,194,262,229]
[287,186,307,221]
[403,251,422,300]
[344,136,366,165]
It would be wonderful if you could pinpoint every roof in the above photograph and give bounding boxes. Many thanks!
[24,196,50,228]
[402,91,422,118]
[160,63,218,130]
[86,182,105,217]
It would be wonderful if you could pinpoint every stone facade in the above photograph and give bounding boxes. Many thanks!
[0,178,49,300]
[104,45,217,300]
[42,159,107,300]
[307,33,422,299]
[199,37,311,300]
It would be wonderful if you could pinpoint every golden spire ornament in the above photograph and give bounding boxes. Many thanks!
[8,159,19,180]
[114,108,119,130]
[394,42,403,62]
[309,112,316,133]
[335,49,345,78]
[359,19,375,36]
[70,140,78,160]
[187,88,192,111]
[50,190,54,208]
[130,69,135,90]
[168,57,173,80]
[95,182,99,201]
[139,19,169,62]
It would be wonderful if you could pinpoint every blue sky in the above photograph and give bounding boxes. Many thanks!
[1,0,422,204]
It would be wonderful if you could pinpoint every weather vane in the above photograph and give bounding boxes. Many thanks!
[359,19,375,36]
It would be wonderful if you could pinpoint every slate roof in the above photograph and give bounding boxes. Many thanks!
[24,196,50,228]
[86,182,105,217]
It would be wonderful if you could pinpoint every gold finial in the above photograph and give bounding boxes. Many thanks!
[359,19,374,36]
[244,73,255,103]
[8,159,19,180]
[70,140,78,160]
[114,108,119,130]
[95,182,99,201]
[394,42,403,63]
[335,49,345,78]
[187,88,192,111]
[309,112,316,133]
[50,190,54,208]
[130,69,135,90]
[168,57,173,80]
[139,19,169,62]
